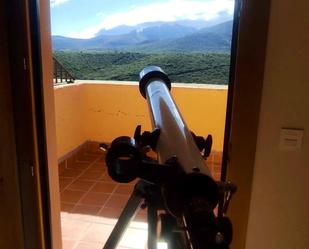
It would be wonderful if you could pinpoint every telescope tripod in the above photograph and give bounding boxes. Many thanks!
[103,180,187,249]
[101,130,236,249]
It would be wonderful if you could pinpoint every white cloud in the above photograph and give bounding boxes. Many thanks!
[69,0,234,38]
[50,0,70,8]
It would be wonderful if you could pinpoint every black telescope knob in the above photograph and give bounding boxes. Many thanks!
[139,66,171,98]
[105,136,141,183]
[215,216,233,247]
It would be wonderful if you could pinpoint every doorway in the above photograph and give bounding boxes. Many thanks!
[0,1,269,248]
[50,1,238,249]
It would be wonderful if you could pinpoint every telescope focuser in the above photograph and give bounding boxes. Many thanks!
[134,125,161,151]
[191,132,213,158]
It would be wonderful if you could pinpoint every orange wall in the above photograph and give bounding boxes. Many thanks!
[54,82,227,158]
[83,83,151,145]
[173,86,228,150]
[54,84,88,158]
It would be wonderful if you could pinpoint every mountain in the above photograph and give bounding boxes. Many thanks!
[52,36,88,50]
[129,20,233,53]
[94,20,205,37]
[53,23,197,50]
[94,10,233,36]
[95,25,137,36]
[52,20,233,53]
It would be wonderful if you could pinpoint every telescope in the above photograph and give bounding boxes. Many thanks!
[103,66,236,249]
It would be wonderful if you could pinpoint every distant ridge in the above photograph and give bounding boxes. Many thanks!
[52,20,233,53]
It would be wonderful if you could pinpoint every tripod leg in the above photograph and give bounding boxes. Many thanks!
[147,205,158,249]
[103,189,143,249]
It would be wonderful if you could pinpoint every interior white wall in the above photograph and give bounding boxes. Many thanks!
[245,0,309,248]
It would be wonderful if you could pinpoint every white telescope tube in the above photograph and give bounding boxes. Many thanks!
[139,66,218,215]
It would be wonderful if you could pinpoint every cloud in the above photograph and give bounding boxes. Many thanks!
[50,0,70,8]
[69,0,234,38]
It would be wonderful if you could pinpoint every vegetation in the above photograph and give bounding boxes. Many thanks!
[54,51,230,85]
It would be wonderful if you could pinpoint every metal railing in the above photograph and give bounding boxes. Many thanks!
[53,56,75,84]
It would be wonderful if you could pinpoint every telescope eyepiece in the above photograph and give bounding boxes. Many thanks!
[139,66,171,98]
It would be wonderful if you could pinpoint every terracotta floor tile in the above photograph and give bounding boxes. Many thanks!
[91,182,117,193]
[114,184,134,195]
[68,179,96,192]
[118,227,148,249]
[66,156,78,168]
[61,189,86,203]
[104,194,129,209]
[81,223,114,244]
[60,150,150,249]
[77,154,98,163]
[61,202,75,212]
[61,219,92,240]
[62,239,77,249]
[100,172,116,183]
[97,207,123,219]
[86,152,101,156]
[80,192,110,206]
[59,161,66,174]
[86,167,105,173]
[79,171,104,181]
[89,162,106,171]
[67,161,90,171]
[97,157,105,163]
[60,168,83,178]
[86,147,104,154]
[74,241,104,249]
[59,177,74,191]
[61,213,67,220]
[134,209,147,222]
[213,172,221,181]
[213,164,222,173]
[73,205,101,216]
[86,151,104,157]
[116,247,137,249]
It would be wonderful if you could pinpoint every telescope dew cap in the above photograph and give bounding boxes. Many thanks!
[139,66,171,98]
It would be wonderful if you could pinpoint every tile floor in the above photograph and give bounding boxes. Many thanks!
[59,152,148,249]
[59,148,222,249]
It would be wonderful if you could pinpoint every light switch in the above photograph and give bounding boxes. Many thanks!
[279,128,304,151]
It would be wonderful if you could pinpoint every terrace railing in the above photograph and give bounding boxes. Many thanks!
[53,56,75,84]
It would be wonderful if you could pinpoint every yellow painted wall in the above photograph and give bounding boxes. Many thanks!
[54,84,88,158]
[54,82,227,158]
[173,86,227,151]
[83,83,151,145]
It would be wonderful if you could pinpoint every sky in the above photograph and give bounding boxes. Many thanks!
[50,0,234,38]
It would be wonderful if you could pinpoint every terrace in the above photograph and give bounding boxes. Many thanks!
[54,79,228,249]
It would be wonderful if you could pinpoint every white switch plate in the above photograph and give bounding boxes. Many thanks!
[279,128,304,151]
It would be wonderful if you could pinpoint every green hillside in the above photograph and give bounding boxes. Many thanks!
[54,51,230,85]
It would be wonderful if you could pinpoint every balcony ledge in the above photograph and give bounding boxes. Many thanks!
[54,80,228,159]
[54,80,228,90]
